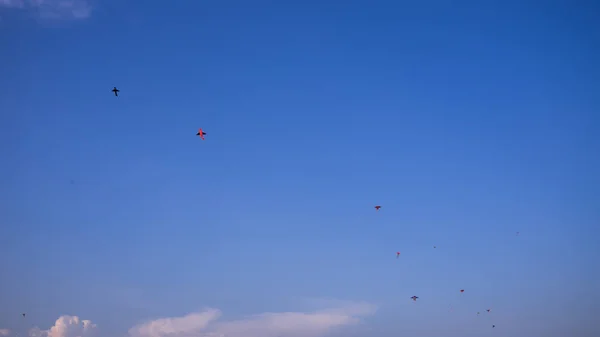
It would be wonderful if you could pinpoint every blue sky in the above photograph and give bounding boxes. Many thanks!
[0,0,598,336]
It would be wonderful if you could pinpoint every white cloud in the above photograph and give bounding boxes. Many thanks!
[129,302,377,337]
[0,329,11,337]
[23,301,376,337]
[0,0,92,19]
[29,316,98,337]
[128,309,222,337]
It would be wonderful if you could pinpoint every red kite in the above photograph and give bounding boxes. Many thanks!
[196,128,206,140]
[460,289,464,293]
[374,205,381,211]
[396,252,400,259]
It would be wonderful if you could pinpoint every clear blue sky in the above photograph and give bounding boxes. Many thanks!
[1,1,598,336]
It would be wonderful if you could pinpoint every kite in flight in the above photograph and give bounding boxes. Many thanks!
[196,128,206,140]
[460,289,465,293]
[396,252,400,259]
[487,309,491,312]
[112,87,120,96]
[411,296,419,301]
[374,205,381,211]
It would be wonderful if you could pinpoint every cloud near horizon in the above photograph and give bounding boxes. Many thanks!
[130,302,377,337]
[27,301,376,337]
[0,0,92,19]
[29,316,98,337]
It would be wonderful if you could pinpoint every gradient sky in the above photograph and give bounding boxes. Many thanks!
[1,1,599,336]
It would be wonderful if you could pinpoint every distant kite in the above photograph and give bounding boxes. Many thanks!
[112,87,120,96]
[374,205,381,211]
[196,128,206,140]
[396,252,400,259]
[411,296,419,301]
[460,289,464,293]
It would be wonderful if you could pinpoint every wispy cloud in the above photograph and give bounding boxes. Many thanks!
[0,1,24,8]
[129,302,377,337]
[128,309,222,337]
[0,329,11,337]
[0,0,93,19]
